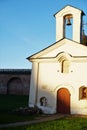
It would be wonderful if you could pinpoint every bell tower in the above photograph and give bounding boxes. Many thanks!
[54,5,85,43]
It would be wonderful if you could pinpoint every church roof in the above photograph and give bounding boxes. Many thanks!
[27,38,87,61]
[54,5,85,17]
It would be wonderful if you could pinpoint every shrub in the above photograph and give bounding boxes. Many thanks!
[13,106,42,115]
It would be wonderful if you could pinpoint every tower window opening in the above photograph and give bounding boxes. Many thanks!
[64,14,73,40]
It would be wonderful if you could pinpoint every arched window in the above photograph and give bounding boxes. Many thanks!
[57,52,71,73]
[61,60,70,73]
[79,86,87,100]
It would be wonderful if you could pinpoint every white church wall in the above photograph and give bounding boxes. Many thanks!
[35,61,87,114]
[28,5,87,115]
[29,62,39,107]
[36,62,59,113]
[70,62,87,114]
[40,42,87,58]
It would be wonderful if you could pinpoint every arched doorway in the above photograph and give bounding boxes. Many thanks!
[7,77,23,95]
[57,88,70,114]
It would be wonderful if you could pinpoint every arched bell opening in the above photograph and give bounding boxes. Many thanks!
[64,14,73,40]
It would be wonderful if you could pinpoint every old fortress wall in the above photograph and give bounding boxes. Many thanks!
[0,69,31,95]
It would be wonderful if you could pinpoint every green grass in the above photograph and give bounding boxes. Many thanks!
[0,95,36,124]
[1,95,87,130]
[1,117,87,130]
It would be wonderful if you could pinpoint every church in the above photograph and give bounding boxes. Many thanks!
[27,5,87,114]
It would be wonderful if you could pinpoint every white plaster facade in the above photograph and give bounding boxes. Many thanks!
[28,5,87,114]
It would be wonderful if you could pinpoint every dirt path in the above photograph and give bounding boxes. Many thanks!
[0,114,65,128]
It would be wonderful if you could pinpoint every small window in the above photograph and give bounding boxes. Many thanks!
[79,86,87,100]
[40,97,48,106]
[61,60,70,73]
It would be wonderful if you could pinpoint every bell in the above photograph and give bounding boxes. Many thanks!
[66,17,72,26]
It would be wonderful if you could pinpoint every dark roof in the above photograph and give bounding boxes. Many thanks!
[0,69,31,74]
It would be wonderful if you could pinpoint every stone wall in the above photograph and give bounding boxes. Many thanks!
[0,69,31,95]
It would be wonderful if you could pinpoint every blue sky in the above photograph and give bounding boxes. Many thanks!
[0,0,87,69]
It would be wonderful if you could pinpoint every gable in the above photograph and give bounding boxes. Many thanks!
[54,5,85,18]
[28,38,87,61]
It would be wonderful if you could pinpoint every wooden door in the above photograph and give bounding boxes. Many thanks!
[57,88,70,114]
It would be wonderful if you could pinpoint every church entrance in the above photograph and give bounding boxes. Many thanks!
[57,88,70,114]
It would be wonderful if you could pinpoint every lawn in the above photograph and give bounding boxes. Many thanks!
[0,94,36,124]
[1,95,87,130]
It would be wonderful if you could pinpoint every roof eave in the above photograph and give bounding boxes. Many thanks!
[54,5,85,17]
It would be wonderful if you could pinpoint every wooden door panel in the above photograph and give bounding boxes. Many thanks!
[57,88,70,114]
